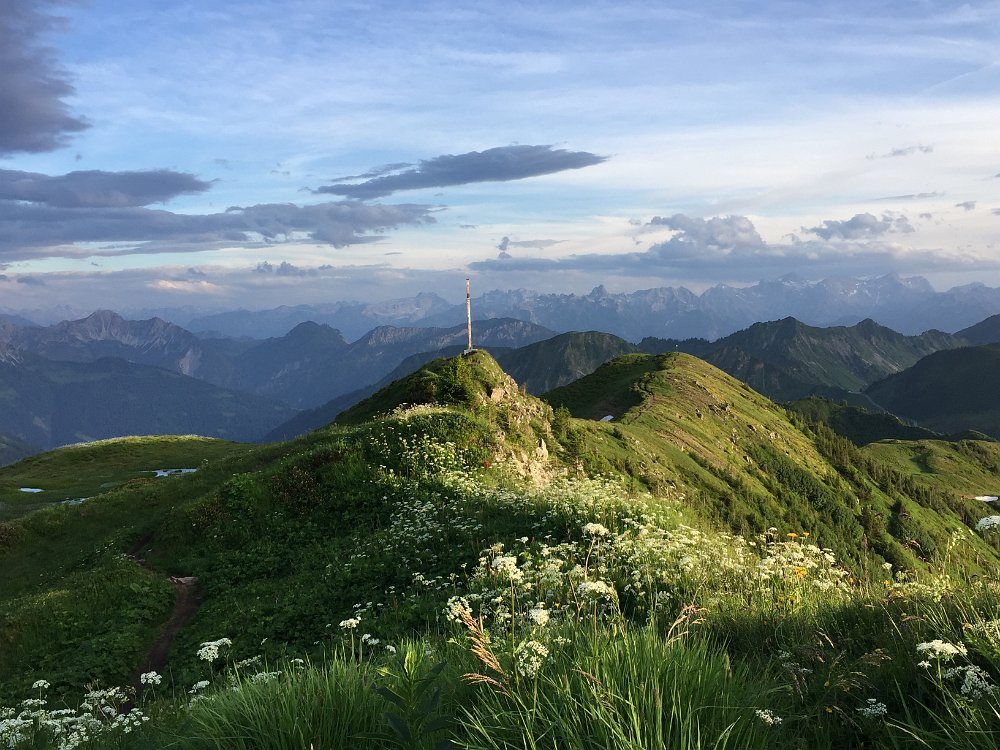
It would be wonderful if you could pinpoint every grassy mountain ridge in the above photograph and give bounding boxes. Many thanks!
[544,352,997,571]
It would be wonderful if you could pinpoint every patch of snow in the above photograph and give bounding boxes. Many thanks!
[150,468,198,477]
[600,415,615,422]
[975,496,999,503]
[19,487,44,493]
[61,497,89,506]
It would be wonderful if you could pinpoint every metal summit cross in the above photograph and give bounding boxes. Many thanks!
[464,277,475,353]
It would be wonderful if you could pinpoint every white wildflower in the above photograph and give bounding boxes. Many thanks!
[197,637,232,662]
[491,555,523,582]
[31,680,49,690]
[527,607,550,627]
[444,596,470,622]
[582,522,610,538]
[856,698,888,719]
[189,680,210,694]
[576,580,616,601]
[943,665,996,699]
[514,640,549,678]
[755,708,782,725]
[139,671,162,686]
[916,640,967,661]
[339,617,361,629]
[361,633,380,646]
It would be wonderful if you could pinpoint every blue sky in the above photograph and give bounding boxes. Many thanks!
[2,0,1000,313]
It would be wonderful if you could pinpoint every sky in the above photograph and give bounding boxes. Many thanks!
[2,0,1000,315]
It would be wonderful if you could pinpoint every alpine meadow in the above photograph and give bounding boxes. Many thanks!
[3,348,1000,749]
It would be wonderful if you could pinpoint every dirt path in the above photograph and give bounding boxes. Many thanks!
[126,533,202,704]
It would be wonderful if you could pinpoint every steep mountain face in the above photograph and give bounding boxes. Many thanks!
[786,397,943,445]
[494,331,638,394]
[955,313,1000,345]
[3,310,234,379]
[0,353,297,450]
[643,317,964,402]
[865,344,1000,438]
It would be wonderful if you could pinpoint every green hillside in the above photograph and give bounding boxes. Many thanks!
[863,438,1000,498]
[644,317,963,402]
[787,396,942,445]
[865,344,1000,438]
[2,350,1000,750]
[0,435,247,521]
[544,352,996,572]
[0,354,298,450]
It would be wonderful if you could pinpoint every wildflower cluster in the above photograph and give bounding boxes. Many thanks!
[754,708,783,726]
[197,637,232,662]
[915,639,967,662]
[513,640,549,678]
[976,515,1000,532]
[1,683,148,750]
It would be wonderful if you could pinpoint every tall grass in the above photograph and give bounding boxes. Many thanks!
[171,658,382,750]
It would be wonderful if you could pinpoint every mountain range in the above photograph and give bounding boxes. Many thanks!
[7,295,1000,458]
[76,273,1000,341]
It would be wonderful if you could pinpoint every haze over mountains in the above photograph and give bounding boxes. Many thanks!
[6,273,1000,460]
[7,273,1000,342]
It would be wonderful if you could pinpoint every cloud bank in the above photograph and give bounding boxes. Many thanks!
[0,169,212,208]
[0,201,438,259]
[470,213,997,281]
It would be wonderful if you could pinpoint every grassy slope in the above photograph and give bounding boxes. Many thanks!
[544,352,999,572]
[2,350,999,717]
[863,438,1000,498]
[787,396,943,445]
[0,435,247,521]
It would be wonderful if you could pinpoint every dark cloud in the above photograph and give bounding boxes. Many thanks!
[16,276,45,286]
[919,212,933,220]
[0,0,88,154]
[0,201,437,259]
[0,168,212,208]
[805,212,913,240]
[955,201,977,211]
[314,145,608,199]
